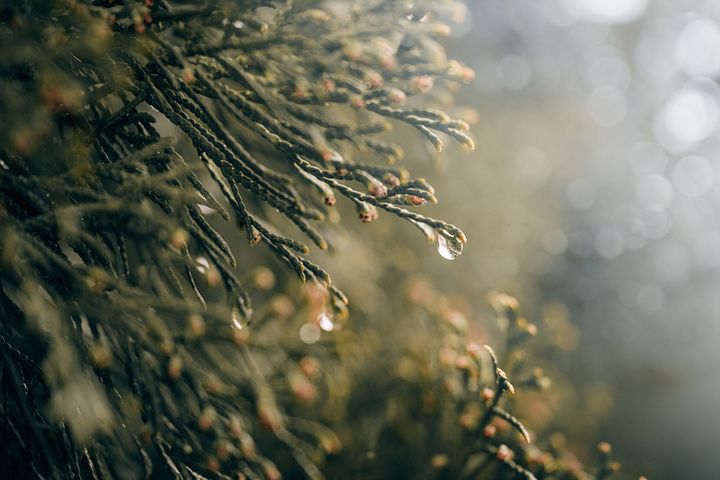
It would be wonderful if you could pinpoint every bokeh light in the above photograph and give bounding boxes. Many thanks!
[428,1,720,477]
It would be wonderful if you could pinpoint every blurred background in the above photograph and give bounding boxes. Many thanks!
[311,0,720,478]
[426,1,720,478]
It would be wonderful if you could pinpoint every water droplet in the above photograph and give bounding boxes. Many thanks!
[437,234,463,260]
[231,307,244,330]
[196,256,209,273]
[413,221,437,241]
[318,312,334,332]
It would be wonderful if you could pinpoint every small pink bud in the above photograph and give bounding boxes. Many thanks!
[383,173,401,186]
[299,356,321,378]
[366,71,383,88]
[481,387,495,402]
[322,149,342,162]
[229,416,243,439]
[467,342,482,358]
[322,77,335,92]
[206,266,222,286]
[290,374,318,403]
[496,444,514,461]
[182,67,195,85]
[411,76,434,94]
[460,66,476,83]
[240,432,256,458]
[233,327,250,346]
[350,97,365,109]
[379,54,396,70]
[344,43,362,60]
[368,179,388,197]
[263,464,282,480]
[388,88,406,105]
[455,355,471,370]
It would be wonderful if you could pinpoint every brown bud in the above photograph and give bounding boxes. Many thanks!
[262,464,282,480]
[204,374,224,395]
[431,454,449,469]
[206,456,220,472]
[321,77,335,92]
[206,266,222,287]
[168,355,183,379]
[240,432,256,458]
[320,434,342,454]
[233,327,250,346]
[90,344,112,368]
[458,410,479,430]
[187,314,206,337]
[406,195,426,206]
[216,440,231,460]
[228,415,244,439]
[598,442,612,455]
[198,407,216,431]
[182,67,195,85]
[258,401,283,432]
[169,228,188,249]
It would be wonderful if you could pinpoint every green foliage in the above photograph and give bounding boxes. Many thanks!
[0,1,626,479]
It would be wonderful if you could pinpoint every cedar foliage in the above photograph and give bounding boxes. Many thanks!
[0,1,623,479]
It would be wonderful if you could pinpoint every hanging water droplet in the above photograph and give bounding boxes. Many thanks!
[196,256,210,273]
[413,221,437,241]
[318,311,335,332]
[231,307,243,330]
[437,234,463,260]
